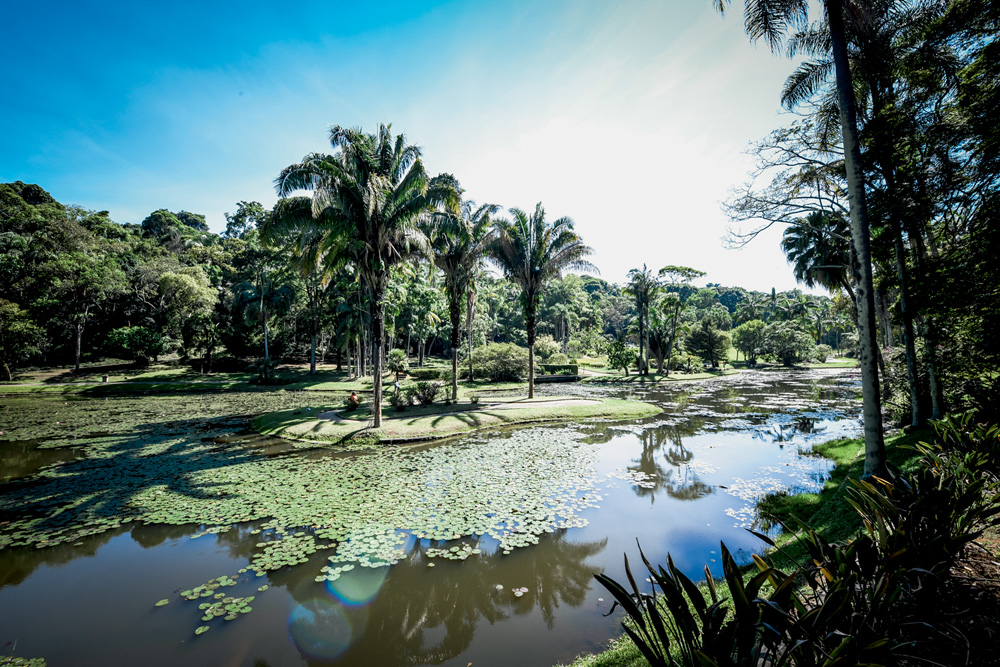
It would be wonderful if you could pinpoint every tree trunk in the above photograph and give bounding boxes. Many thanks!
[74,323,83,372]
[310,332,317,374]
[526,304,536,399]
[891,220,924,427]
[449,290,461,401]
[827,0,886,477]
[371,279,386,428]
[466,289,475,382]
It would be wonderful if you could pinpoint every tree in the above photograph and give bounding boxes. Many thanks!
[40,250,126,371]
[687,319,731,369]
[424,197,499,400]
[606,336,636,376]
[715,0,886,476]
[0,299,44,380]
[625,265,658,376]
[489,203,596,398]
[731,319,767,365]
[763,320,815,366]
[657,266,705,377]
[275,124,458,427]
[781,211,856,305]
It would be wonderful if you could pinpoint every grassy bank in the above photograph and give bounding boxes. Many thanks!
[255,396,662,445]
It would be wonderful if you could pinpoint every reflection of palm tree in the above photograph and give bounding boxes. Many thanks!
[278,530,606,665]
[628,425,712,504]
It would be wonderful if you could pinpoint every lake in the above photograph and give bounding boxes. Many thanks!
[0,368,861,666]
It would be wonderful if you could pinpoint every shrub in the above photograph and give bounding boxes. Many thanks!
[413,381,442,405]
[547,352,571,365]
[408,368,441,381]
[106,326,165,365]
[466,343,528,382]
[814,343,833,362]
[390,388,410,411]
[534,334,560,360]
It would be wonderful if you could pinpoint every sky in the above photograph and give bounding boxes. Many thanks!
[1,0,828,293]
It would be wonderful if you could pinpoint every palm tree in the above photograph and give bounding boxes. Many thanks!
[781,211,857,306]
[275,124,458,427]
[489,203,596,398]
[715,0,885,477]
[625,265,658,376]
[423,198,499,400]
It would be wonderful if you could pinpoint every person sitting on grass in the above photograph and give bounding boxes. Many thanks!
[345,391,360,412]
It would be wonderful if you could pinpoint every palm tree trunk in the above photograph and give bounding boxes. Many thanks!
[892,220,924,426]
[74,322,83,372]
[449,292,461,401]
[371,279,386,428]
[826,0,885,477]
[466,290,475,382]
[526,306,536,399]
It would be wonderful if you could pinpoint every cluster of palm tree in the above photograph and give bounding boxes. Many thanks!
[269,123,595,425]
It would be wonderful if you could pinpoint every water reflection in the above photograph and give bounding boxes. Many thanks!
[279,530,607,665]
[0,439,83,482]
[629,424,714,503]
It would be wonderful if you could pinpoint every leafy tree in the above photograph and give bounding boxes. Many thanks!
[763,320,815,366]
[731,319,767,365]
[625,264,658,375]
[656,266,704,376]
[606,336,636,376]
[39,250,126,371]
[0,299,44,380]
[106,326,164,365]
[489,203,595,397]
[687,319,731,369]
[275,123,457,426]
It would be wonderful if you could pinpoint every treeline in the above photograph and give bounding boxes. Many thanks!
[0,179,850,385]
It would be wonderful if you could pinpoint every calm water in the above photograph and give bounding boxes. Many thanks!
[0,368,861,666]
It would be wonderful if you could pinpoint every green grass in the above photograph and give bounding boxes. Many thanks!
[255,396,662,444]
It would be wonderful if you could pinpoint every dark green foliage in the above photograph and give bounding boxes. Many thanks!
[687,319,731,368]
[106,326,165,365]
[606,337,636,375]
[408,367,442,381]
[412,381,442,405]
[539,363,577,375]
[464,343,528,382]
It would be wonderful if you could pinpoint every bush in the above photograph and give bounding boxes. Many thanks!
[408,368,441,381]
[390,388,411,411]
[814,343,833,362]
[534,334,560,360]
[547,352,571,365]
[106,326,165,365]
[465,343,528,382]
[413,381,442,405]
[540,363,578,375]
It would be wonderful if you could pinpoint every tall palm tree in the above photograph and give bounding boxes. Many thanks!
[716,0,885,477]
[625,265,658,376]
[489,203,596,398]
[275,124,458,427]
[423,199,500,400]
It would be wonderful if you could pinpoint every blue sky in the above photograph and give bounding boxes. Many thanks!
[2,0,824,293]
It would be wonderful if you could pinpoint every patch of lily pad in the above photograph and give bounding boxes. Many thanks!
[0,392,622,631]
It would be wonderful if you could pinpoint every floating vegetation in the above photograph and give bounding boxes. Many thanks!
[0,393,606,630]
[0,658,47,667]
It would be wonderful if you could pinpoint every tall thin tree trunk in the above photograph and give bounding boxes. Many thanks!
[371,280,386,428]
[74,323,83,372]
[527,306,536,399]
[891,221,923,427]
[827,0,885,476]
[466,290,475,382]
